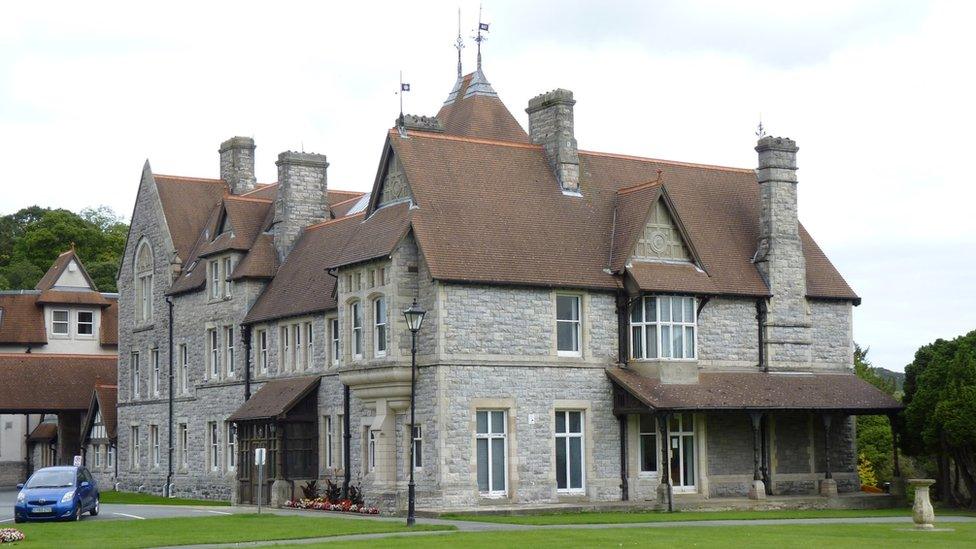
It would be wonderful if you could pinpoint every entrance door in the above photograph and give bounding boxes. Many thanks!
[668,413,696,492]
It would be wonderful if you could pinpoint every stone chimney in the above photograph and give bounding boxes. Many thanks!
[754,136,811,370]
[526,89,580,193]
[219,136,257,194]
[273,151,329,259]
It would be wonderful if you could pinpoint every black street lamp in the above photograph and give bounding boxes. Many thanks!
[403,299,426,527]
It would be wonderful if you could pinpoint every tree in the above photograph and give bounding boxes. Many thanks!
[901,330,976,507]
[0,205,128,292]
[853,344,896,486]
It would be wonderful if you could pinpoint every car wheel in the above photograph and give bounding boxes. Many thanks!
[90,497,100,516]
[14,516,24,524]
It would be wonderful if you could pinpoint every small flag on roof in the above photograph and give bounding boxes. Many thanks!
[401,83,411,92]
[479,22,489,31]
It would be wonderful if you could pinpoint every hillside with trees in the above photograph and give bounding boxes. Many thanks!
[0,206,128,292]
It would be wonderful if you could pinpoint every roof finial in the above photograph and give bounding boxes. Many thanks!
[755,113,766,138]
[455,8,465,78]
[474,4,489,71]
[397,71,411,136]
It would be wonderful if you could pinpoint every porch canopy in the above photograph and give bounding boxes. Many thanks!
[606,366,902,415]
[229,376,320,422]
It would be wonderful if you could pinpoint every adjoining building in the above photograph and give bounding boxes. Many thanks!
[0,250,118,487]
[115,58,900,511]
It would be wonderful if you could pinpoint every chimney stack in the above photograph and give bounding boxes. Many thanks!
[754,136,811,370]
[526,89,580,194]
[273,151,329,259]
[219,136,257,194]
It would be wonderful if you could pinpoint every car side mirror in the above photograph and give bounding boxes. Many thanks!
[80,481,91,489]
[16,483,23,490]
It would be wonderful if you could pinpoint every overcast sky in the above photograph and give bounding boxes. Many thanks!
[2,1,973,371]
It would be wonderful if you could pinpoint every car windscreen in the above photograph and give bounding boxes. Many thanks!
[25,470,76,489]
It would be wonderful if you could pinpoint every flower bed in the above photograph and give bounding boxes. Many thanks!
[284,498,379,515]
[0,529,25,544]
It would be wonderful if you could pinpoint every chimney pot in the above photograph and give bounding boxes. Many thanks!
[526,89,580,193]
[219,136,256,194]
[273,150,329,259]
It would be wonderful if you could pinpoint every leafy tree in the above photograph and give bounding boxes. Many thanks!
[0,205,127,292]
[901,330,976,507]
[853,344,896,486]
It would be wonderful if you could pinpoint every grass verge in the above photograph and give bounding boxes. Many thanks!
[8,513,452,548]
[441,507,976,525]
[98,491,230,506]
[286,522,976,548]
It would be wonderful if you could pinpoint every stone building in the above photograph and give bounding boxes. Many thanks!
[0,250,118,487]
[114,61,899,510]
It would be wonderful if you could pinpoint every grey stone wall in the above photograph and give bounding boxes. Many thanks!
[809,300,853,370]
[697,298,760,368]
[0,461,25,487]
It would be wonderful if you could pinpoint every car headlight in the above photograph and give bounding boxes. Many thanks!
[16,492,25,503]
[61,490,75,503]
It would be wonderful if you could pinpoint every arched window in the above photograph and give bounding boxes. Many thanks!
[135,239,154,324]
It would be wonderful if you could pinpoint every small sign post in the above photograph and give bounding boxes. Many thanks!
[255,447,267,514]
[73,455,83,468]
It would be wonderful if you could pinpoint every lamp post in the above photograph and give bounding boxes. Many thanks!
[403,299,426,527]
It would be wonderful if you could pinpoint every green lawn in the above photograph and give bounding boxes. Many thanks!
[442,507,976,525]
[98,490,230,506]
[291,522,976,548]
[7,513,451,548]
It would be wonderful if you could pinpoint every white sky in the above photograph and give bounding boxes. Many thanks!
[2,1,973,371]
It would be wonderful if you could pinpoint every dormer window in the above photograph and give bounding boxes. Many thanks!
[373,297,387,357]
[630,296,697,360]
[209,256,234,300]
[209,260,220,299]
[222,257,233,297]
[52,310,69,335]
[351,301,363,359]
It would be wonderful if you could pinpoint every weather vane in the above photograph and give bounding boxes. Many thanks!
[397,70,411,135]
[473,4,489,70]
[755,114,766,138]
[455,8,465,77]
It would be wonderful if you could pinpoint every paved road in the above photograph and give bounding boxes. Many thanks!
[0,489,246,523]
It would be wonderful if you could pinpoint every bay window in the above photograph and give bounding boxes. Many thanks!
[258,330,268,374]
[630,295,696,360]
[330,318,340,367]
[374,297,387,356]
[351,302,363,358]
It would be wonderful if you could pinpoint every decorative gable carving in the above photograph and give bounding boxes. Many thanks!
[377,153,412,207]
[632,198,692,263]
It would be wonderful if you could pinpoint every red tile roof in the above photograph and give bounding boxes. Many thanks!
[35,249,97,291]
[83,384,118,441]
[436,72,530,144]
[0,293,47,345]
[0,353,117,412]
[153,175,228,263]
[100,300,118,346]
[28,422,58,441]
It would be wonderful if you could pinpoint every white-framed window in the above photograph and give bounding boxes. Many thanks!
[280,326,291,372]
[630,295,697,360]
[226,423,237,471]
[258,330,269,374]
[209,260,221,300]
[351,302,363,358]
[150,424,160,468]
[151,349,160,396]
[208,328,219,379]
[52,309,69,335]
[131,351,140,398]
[107,444,115,468]
[135,239,154,324]
[179,344,189,394]
[476,410,508,496]
[337,414,346,469]
[555,410,585,492]
[222,256,233,297]
[77,310,94,336]
[556,294,581,356]
[304,322,313,369]
[639,414,658,474]
[411,424,423,470]
[130,425,140,470]
[294,324,302,371]
[225,326,235,377]
[179,423,188,469]
[329,318,340,367]
[373,297,387,356]
[324,416,334,468]
[367,430,376,472]
[93,444,102,468]
[208,422,219,472]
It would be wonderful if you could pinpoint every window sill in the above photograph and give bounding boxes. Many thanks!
[133,324,155,333]
[557,351,583,358]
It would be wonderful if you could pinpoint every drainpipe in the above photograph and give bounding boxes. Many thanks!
[165,296,174,497]
[755,299,768,372]
[342,384,351,499]
[615,291,629,365]
[618,415,628,501]
[242,325,252,401]
[24,415,32,479]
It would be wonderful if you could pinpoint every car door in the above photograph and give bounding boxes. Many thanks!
[78,469,94,510]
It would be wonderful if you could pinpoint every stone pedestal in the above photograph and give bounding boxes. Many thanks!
[819,478,838,498]
[270,479,292,508]
[748,480,767,500]
[909,479,936,530]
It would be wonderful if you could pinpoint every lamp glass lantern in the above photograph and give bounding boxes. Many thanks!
[403,300,426,333]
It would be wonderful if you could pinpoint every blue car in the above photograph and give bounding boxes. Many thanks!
[13,466,100,522]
